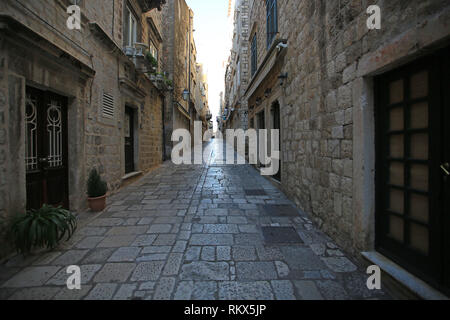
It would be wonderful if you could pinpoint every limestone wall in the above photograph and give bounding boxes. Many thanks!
[162,0,197,158]
[0,0,165,217]
[225,0,250,131]
[247,0,450,254]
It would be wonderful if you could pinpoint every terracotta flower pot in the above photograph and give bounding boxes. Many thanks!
[88,195,107,212]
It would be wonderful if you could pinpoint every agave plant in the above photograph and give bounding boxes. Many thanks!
[9,204,77,254]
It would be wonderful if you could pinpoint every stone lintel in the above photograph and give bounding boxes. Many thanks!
[0,15,95,79]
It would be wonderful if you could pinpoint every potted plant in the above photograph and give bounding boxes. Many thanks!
[145,52,158,73]
[165,78,173,90]
[87,168,108,212]
[8,204,77,254]
[156,72,164,81]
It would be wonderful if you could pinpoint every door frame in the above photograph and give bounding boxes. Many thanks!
[271,100,281,182]
[441,46,450,291]
[124,106,136,174]
[374,47,449,294]
[25,86,69,210]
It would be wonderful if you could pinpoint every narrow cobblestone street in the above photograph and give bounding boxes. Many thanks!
[0,140,390,300]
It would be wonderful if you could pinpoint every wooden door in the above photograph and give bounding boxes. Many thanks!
[272,102,281,181]
[441,46,450,292]
[25,87,69,210]
[375,46,449,294]
[124,107,135,174]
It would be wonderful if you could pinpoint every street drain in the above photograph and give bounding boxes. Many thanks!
[260,204,300,217]
[262,227,303,244]
[245,189,267,196]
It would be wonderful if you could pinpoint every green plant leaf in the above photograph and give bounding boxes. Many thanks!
[87,168,108,198]
[7,205,78,254]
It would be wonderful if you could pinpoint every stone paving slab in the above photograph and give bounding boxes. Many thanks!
[262,227,303,244]
[130,262,165,282]
[235,262,278,281]
[97,236,137,248]
[180,262,230,281]
[271,280,296,300]
[47,264,101,285]
[53,285,93,300]
[0,141,391,300]
[189,234,234,246]
[2,266,61,288]
[8,287,61,300]
[293,281,324,300]
[51,250,89,266]
[85,283,118,300]
[280,247,327,271]
[218,281,274,300]
[82,248,115,264]
[108,247,142,262]
[93,263,136,283]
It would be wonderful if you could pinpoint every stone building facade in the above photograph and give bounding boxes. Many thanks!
[222,0,250,131]
[195,63,212,135]
[217,91,225,133]
[245,0,450,295]
[161,0,208,158]
[0,0,167,255]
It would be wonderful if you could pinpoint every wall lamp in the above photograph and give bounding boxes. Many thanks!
[182,89,190,101]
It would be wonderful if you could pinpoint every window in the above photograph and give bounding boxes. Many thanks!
[124,5,138,47]
[149,39,158,62]
[266,0,278,48]
[236,11,241,39]
[237,59,241,87]
[251,34,257,77]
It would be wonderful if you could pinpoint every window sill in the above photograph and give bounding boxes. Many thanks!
[361,251,449,300]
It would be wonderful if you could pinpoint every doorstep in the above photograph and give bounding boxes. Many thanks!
[255,166,282,188]
[362,251,449,300]
[122,171,143,181]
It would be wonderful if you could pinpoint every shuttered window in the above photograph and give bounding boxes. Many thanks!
[102,93,115,119]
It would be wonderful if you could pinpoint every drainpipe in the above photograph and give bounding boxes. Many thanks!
[112,0,115,38]
[188,13,192,133]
